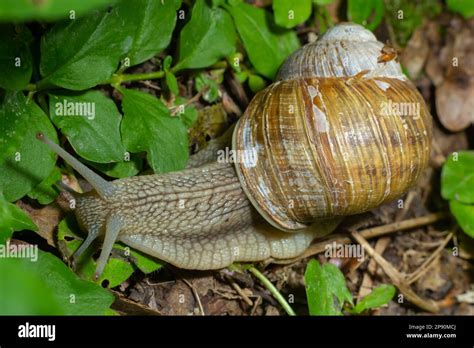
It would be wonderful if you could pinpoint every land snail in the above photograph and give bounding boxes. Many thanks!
[36,23,432,278]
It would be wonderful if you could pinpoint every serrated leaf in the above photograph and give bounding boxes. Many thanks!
[352,284,396,314]
[49,91,126,163]
[174,0,236,71]
[226,1,300,79]
[305,259,353,315]
[441,151,474,204]
[0,192,37,244]
[120,88,188,174]
[124,0,182,66]
[450,200,474,238]
[0,92,57,202]
[0,248,114,315]
[0,0,116,22]
[39,4,133,90]
[347,0,385,31]
[0,25,33,91]
[273,0,312,29]
[27,166,61,204]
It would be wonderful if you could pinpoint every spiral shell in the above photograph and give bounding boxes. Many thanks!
[233,23,432,231]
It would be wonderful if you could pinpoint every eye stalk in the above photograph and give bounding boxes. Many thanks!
[36,131,116,198]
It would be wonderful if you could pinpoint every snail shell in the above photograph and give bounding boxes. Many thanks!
[233,23,432,231]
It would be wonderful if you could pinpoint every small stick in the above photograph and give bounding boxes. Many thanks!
[350,230,439,313]
[182,279,205,316]
[273,212,449,265]
[225,275,253,306]
[169,87,208,116]
[406,232,453,285]
[250,296,262,316]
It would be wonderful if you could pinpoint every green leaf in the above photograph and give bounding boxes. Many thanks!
[0,192,37,244]
[313,0,334,5]
[447,0,474,18]
[174,97,198,128]
[49,91,126,163]
[116,244,164,274]
[450,200,474,238]
[163,55,173,70]
[304,259,353,315]
[120,88,188,174]
[226,1,300,79]
[273,0,312,29]
[88,154,143,179]
[248,73,267,93]
[0,25,33,91]
[195,73,220,103]
[0,0,116,22]
[174,0,236,71]
[351,284,396,314]
[27,166,61,204]
[441,151,474,204]
[0,248,114,315]
[40,0,154,90]
[384,0,441,47]
[0,92,57,202]
[123,0,182,66]
[165,70,180,95]
[39,5,131,90]
[347,0,385,31]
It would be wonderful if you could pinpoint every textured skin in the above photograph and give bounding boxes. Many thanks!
[74,161,339,269]
[72,23,431,270]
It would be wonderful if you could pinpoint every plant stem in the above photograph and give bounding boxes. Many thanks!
[23,70,167,92]
[245,264,296,316]
[112,70,165,84]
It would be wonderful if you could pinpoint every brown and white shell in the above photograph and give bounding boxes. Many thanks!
[233,23,433,231]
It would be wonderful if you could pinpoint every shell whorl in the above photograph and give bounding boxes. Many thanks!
[277,23,405,80]
[233,22,433,232]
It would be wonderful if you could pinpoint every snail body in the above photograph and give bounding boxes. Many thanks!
[37,23,432,277]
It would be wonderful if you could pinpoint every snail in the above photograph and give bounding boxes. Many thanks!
[36,23,432,278]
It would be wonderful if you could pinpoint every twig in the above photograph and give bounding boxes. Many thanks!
[395,190,417,222]
[250,296,262,316]
[406,232,454,285]
[169,87,208,116]
[273,212,449,265]
[225,275,253,306]
[182,279,205,316]
[138,80,161,91]
[245,265,296,316]
[350,230,439,313]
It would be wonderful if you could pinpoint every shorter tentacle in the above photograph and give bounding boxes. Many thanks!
[94,215,123,279]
